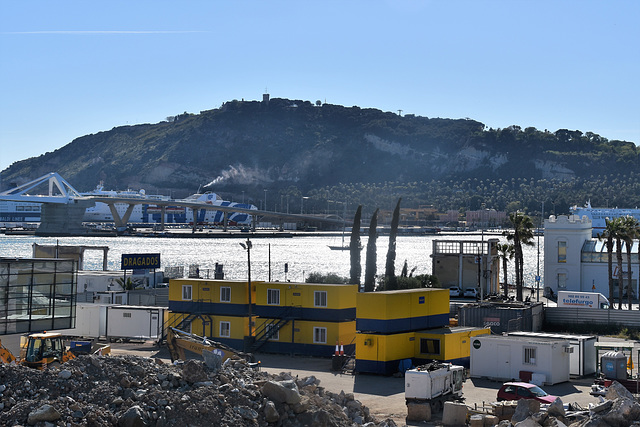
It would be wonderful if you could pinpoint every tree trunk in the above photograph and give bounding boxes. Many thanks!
[349,205,362,286]
[363,209,379,292]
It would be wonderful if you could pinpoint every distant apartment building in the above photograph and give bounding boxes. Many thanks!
[439,210,460,224]
[465,209,507,228]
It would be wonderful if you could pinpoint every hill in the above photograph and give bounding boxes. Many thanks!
[1,97,638,215]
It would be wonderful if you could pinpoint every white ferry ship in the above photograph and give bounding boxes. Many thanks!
[0,185,257,226]
[570,200,640,237]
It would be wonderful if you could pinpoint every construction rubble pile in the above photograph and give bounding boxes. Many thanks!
[456,380,640,427]
[0,354,398,427]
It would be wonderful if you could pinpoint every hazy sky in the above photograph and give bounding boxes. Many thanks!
[1,1,638,172]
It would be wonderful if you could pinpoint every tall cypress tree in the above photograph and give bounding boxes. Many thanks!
[385,198,402,290]
[349,205,362,285]
[364,208,379,292]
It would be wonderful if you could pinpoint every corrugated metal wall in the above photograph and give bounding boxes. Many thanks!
[545,307,640,328]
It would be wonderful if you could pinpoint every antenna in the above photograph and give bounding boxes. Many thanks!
[397,110,403,116]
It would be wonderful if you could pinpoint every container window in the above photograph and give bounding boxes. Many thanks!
[123,312,131,318]
[266,323,279,340]
[313,327,327,344]
[220,321,230,337]
[267,289,280,305]
[220,286,231,302]
[182,285,192,301]
[314,291,327,307]
[419,338,441,355]
[524,347,537,365]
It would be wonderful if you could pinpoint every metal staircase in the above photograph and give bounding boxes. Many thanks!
[250,305,297,353]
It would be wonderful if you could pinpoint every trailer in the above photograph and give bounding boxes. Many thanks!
[405,362,465,414]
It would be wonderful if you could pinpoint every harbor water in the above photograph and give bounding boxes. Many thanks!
[0,233,544,288]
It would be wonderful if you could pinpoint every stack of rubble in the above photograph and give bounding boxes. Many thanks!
[0,354,398,426]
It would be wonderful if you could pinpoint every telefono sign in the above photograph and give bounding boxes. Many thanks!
[121,253,161,270]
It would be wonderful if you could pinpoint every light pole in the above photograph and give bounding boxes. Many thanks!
[301,196,309,214]
[239,238,253,337]
[264,189,268,211]
[242,191,245,204]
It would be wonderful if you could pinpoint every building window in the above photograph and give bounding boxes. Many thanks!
[267,289,280,305]
[314,291,327,307]
[524,347,537,365]
[313,327,327,344]
[557,273,567,289]
[266,323,279,340]
[220,321,230,337]
[420,338,441,355]
[220,286,231,302]
[182,285,192,301]
[558,241,567,263]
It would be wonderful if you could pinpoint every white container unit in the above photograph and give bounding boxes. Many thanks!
[508,331,597,377]
[105,305,166,341]
[470,335,571,385]
[57,303,108,338]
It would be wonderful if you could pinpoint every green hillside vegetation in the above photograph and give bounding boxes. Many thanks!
[1,97,638,219]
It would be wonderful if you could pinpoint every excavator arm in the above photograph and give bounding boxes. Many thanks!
[0,339,18,364]
[166,327,254,364]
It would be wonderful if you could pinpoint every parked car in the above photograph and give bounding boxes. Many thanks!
[449,286,462,297]
[497,382,557,404]
[463,288,479,299]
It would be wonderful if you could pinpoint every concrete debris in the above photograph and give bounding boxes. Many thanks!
[0,354,397,426]
[492,381,640,427]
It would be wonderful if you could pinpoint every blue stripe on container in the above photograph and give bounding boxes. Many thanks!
[169,300,250,316]
[253,305,356,322]
[356,313,449,334]
[255,342,355,358]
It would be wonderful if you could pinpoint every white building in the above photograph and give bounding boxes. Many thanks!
[544,214,638,299]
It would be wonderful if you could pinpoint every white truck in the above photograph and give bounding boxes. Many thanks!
[405,362,465,413]
[557,291,610,309]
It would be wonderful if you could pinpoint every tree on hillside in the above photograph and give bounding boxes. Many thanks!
[505,212,535,301]
[497,243,515,298]
[349,205,362,285]
[364,208,379,292]
[384,198,402,290]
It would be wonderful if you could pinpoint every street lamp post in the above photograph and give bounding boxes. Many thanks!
[239,238,253,337]
[301,196,309,214]
[264,189,268,211]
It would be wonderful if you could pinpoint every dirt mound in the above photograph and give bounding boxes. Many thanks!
[0,354,397,426]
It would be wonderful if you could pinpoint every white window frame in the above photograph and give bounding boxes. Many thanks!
[313,327,327,344]
[220,286,231,303]
[182,285,192,301]
[524,346,537,365]
[266,323,279,340]
[314,291,327,307]
[219,321,230,338]
[267,288,280,305]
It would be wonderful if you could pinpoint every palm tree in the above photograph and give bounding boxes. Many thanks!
[620,215,639,310]
[497,243,515,299]
[599,217,619,309]
[505,212,535,301]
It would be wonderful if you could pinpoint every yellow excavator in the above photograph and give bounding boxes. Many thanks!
[0,332,110,370]
[166,327,257,367]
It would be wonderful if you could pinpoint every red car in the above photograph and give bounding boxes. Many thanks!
[496,382,557,404]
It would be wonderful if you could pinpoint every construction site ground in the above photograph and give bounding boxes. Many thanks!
[108,340,599,426]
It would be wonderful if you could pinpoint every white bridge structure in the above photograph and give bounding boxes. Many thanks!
[0,173,342,236]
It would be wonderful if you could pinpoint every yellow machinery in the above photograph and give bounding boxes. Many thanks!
[166,327,256,365]
[0,332,110,370]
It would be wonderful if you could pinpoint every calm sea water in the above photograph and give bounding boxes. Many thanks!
[0,233,544,287]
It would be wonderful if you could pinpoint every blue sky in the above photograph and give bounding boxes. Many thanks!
[1,1,638,172]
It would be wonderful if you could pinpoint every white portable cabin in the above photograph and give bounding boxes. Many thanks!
[105,305,166,341]
[57,303,166,341]
[508,331,597,377]
[470,335,571,385]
